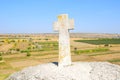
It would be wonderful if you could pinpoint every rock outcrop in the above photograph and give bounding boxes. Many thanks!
[6,62,120,80]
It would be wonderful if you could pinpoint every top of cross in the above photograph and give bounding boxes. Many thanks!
[53,14,74,31]
[57,14,68,22]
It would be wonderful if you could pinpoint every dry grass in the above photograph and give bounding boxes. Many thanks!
[0,36,120,80]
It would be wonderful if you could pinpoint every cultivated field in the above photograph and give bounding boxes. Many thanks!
[0,33,120,80]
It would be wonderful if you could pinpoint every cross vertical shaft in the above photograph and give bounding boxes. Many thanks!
[53,14,74,67]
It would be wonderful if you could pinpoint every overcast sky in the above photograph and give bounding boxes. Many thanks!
[0,0,120,34]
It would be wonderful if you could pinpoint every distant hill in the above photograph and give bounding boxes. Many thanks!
[0,33,120,38]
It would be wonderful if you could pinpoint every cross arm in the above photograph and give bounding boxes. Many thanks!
[68,19,74,30]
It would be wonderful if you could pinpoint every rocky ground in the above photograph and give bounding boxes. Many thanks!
[6,62,120,80]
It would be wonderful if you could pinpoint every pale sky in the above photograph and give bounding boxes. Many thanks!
[0,0,120,33]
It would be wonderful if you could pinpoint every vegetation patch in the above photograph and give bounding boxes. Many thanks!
[0,52,3,61]
[0,74,11,80]
[88,51,120,56]
[33,52,58,56]
[108,59,120,62]
[0,56,3,61]
[74,38,120,45]
[26,51,31,57]
[74,48,109,55]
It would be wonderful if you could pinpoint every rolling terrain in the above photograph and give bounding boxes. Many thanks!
[0,33,120,80]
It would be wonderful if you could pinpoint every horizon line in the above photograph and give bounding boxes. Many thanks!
[0,32,120,35]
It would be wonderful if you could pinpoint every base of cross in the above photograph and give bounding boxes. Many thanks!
[58,55,72,67]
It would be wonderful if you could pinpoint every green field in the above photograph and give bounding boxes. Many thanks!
[74,38,120,45]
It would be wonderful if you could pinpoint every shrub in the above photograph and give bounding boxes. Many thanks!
[21,50,29,53]
[16,48,20,51]
[11,40,15,42]
[26,51,31,57]
[104,44,109,47]
[74,47,77,51]
[27,47,31,50]
[0,52,2,56]
[0,56,3,61]
[45,38,49,41]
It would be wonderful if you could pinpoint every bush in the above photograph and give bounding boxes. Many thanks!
[27,47,31,50]
[45,38,49,41]
[26,51,31,57]
[0,52,2,56]
[0,56,3,61]
[104,44,109,47]
[21,50,29,53]
[74,47,77,51]
[16,48,20,51]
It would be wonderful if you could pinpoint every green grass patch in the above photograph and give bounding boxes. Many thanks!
[0,73,11,80]
[24,41,59,52]
[74,48,109,55]
[0,56,3,61]
[38,41,58,51]
[108,59,120,62]
[32,52,58,56]
[38,41,58,44]
[89,51,120,56]
[74,38,120,45]
[26,51,31,57]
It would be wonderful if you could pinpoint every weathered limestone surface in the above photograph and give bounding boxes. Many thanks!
[53,14,74,67]
[6,62,120,80]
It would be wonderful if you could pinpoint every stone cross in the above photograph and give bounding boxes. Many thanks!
[53,14,74,67]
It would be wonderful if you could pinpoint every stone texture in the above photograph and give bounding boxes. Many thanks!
[6,62,120,80]
[53,14,74,67]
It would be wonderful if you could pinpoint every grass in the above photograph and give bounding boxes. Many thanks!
[0,37,120,80]
[38,41,58,44]
[74,38,120,45]
[26,51,31,57]
[0,62,13,80]
[89,51,120,56]
[4,56,30,61]
[108,59,120,62]
[74,48,109,55]
[0,74,11,80]
[0,62,11,69]
[37,41,58,51]
[32,52,58,56]
[0,50,58,80]
[0,56,3,61]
